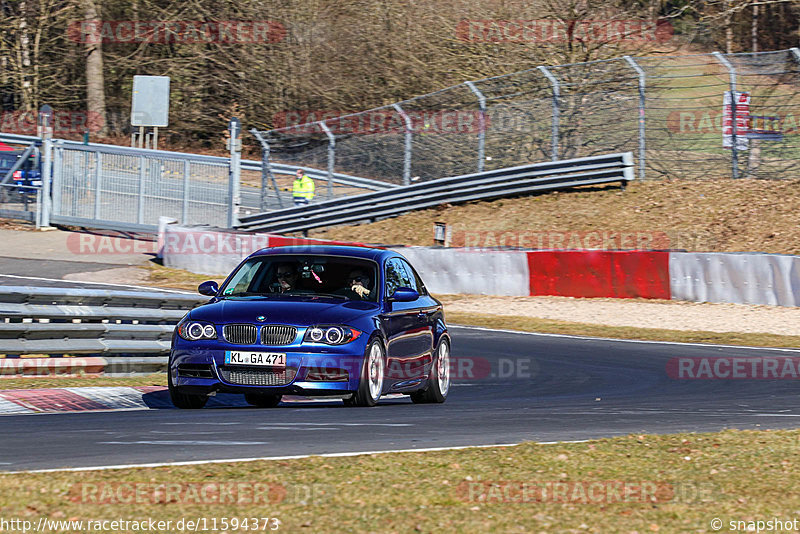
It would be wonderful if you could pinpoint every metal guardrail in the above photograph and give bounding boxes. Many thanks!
[0,286,206,356]
[238,152,635,234]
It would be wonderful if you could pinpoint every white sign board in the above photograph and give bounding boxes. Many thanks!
[723,91,749,151]
[131,76,170,127]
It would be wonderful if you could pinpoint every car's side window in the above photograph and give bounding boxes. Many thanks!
[398,259,426,295]
[385,258,414,298]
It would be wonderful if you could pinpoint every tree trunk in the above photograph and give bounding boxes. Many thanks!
[724,0,733,53]
[18,1,33,111]
[81,0,107,136]
[752,1,758,52]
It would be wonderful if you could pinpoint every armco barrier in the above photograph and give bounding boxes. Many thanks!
[398,248,530,296]
[0,286,205,357]
[669,252,800,307]
[159,225,800,307]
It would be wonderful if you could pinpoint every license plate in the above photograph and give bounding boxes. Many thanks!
[225,351,286,367]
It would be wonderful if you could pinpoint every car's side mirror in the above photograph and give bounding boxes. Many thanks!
[389,287,419,302]
[198,281,219,296]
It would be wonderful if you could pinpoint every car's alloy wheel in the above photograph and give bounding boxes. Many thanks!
[345,339,385,407]
[168,369,209,409]
[244,393,282,408]
[411,338,450,404]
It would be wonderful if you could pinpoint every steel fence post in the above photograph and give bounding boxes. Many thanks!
[464,81,487,173]
[537,66,560,161]
[251,129,282,211]
[318,121,336,199]
[137,155,146,224]
[713,51,739,179]
[40,137,53,226]
[52,141,62,217]
[623,56,647,180]
[392,103,413,185]
[94,150,102,219]
[227,118,242,228]
[182,159,190,223]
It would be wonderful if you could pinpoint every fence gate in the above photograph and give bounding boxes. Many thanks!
[49,142,243,231]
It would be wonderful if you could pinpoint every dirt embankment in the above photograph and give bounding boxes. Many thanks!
[310,179,800,255]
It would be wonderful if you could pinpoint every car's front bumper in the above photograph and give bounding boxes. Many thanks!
[169,340,370,396]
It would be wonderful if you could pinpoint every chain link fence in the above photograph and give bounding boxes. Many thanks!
[255,48,800,187]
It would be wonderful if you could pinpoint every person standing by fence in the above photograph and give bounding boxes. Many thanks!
[292,168,315,205]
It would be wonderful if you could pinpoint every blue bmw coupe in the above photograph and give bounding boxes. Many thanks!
[169,245,450,408]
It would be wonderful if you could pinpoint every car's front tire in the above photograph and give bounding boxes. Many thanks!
[244,393,282,408]
[411,337,450,404]
[344,338,385,407]
[168,369,209,409]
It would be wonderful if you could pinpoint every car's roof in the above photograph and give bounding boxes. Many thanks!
[249,245,396,262]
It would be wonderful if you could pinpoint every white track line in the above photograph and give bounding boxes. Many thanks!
[0,273,195,294]
[8,441,589,473]
[450,324,800,353]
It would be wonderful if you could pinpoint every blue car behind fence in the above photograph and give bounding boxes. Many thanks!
[169,245,451,408]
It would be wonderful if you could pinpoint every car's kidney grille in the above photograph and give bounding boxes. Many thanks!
[223,324,257,345]
[219,366,297,386]
[261,325,297,346]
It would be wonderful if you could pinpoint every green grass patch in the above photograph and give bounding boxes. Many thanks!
[448,311,800,349]
[0,373,165,390]
[1,429,797,532]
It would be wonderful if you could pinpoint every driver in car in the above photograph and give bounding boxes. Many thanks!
[271,263,298,293]
[336,269,372,300]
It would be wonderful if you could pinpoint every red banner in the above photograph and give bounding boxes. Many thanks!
[526,250,671,299]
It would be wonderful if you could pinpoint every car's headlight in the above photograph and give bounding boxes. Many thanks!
[303,326,361,345]
[177,320,217,341]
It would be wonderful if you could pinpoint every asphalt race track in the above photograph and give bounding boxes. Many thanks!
[1,326,799,472]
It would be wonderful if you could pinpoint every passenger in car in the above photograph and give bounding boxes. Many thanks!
[335,269,372,300]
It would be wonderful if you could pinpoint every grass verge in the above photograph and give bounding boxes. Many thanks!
[447,311,800,348]
[141,262,220,291]
[0,373,166,390]
[0,429,797,532]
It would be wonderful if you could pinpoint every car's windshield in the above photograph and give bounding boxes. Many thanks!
[219,254,379,302]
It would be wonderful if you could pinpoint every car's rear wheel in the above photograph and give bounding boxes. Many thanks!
[411,337,450,404]
[345,339,385,407]
[244,393,282,408]
[168,369,208,409]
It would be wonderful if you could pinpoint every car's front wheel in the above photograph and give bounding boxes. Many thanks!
[244,393,282,408]
[344,339,385,407]
[168,369,209,409]
[411,337,450,404]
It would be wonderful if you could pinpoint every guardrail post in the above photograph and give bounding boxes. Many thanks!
[137,155,146,224]
[537,66,560,161]
[227,117,242,227]
[93,151,102,219]
[713,51,740,179]
[182,159,190,223]
[318,121,336,199]
[392,103,413,185]
[52,141,62,218]
[39,123,53,227]
[623,56,646,180]
[251,129,283,211]
[464,81,487,173]
[790,47,800,63]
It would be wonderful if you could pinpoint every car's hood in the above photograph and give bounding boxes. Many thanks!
[189,296,379,326]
